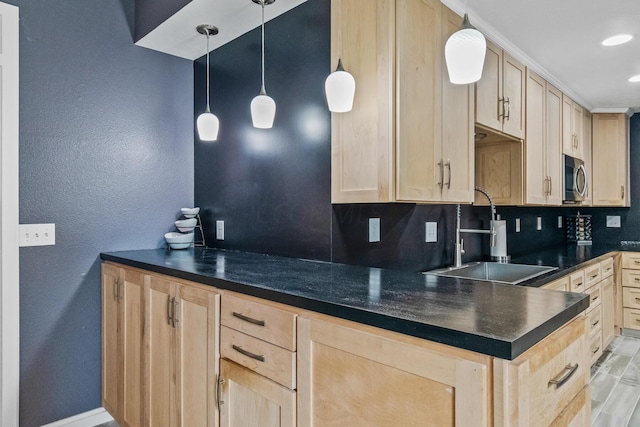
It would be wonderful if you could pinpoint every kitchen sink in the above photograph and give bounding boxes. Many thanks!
[426,262,558,285]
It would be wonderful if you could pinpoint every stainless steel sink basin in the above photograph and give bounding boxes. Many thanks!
[426,262,557,285]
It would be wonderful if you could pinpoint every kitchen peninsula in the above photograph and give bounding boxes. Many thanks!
[101,247,594,426]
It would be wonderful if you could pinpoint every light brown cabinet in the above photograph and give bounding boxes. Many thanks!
[218,293,297,427]
[592,113,630,206]
[622,253,640,331]
[102,264,144,427]
[330,0,395,203]
[524,70,562,205]
[396,1,474,203]
[562,95,584,158]
[475,39,525,140]
[297,315,491,426]
[331,0,474,204]
[145,275,220,427]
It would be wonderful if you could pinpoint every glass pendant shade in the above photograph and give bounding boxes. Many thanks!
[445,14,486,84]
[325,59,356,112]
[197,110,220,141]
[251,94,276,129]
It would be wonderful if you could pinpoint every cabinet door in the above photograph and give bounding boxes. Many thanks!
[331,0,395,203]
[602,276,615,349]
[476,40,503,132]
[102,263,121,422]
[440,5,474,203]
[562,95,574,155]
[592,113,629,206]
[121,268,145,427]
[145,276,176,427]
[545,84,563,205]
[219,359,295,427]
[298,317,490,427]
[501,51,525,139]
[572,103,584,159]
[581,110,593,206]
[396,0,441,202]
[175,284,220,427]
[524,69,546,205]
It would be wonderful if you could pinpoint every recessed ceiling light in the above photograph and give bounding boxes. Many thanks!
[602,34,633,46]
[629,75,640,83]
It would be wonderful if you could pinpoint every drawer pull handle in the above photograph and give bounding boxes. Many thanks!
[635,260,640,265]
[216,376,225,410]
[548,364,579,389]
[635,298,640,303]
[591,274,598,279]
[592,295,599,301]
[592,347,600,354]
[592,320,600,327]
[232,344,265,362]
[232,312,266,327]
[635,278,640,282]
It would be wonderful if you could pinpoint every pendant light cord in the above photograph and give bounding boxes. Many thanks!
[260,0,267,95]
[205,31,211,113]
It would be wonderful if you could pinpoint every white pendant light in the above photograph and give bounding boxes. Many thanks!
[251,0,276,129]
[445,13,486,85]
[196,25,220,141]
[325,58,356,112]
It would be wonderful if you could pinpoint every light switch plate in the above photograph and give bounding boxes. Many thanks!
[19,223,56,247]
[369,218,380,243]
[425,222,437,243]
[515,218,521,233]
[537,217,542,231]
[558,216,563,229]
[216,220,225,240]
[607,215,621,228]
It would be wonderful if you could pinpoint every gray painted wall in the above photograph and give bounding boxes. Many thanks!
[9,0,194,425]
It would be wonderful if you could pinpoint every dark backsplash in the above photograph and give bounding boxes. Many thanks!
[194,0,638,273]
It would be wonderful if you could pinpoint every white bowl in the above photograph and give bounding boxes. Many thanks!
[164,232,194,249]
[181,207,200,218]
[175,218,197,232]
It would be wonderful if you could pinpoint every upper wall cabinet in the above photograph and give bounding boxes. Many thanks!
[331,0,474,204]
[562,95,585,159]
[396,0,474,203]
[330,0,395,203]
[524,70,562,206]
[591,113,630,207]
[475,40,525,140]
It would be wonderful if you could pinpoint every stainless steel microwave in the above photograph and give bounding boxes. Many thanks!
[564,155,588,203]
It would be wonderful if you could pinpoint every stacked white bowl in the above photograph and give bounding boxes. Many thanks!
[165,207,200,249]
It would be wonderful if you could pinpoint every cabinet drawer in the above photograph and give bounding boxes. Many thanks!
[506,316,587,426]
[221,293,297,351]
[623,253,640,270]
[584,264,601,289]
[550,386,590,427]
[569,270,585,292]
[589,330,603,366]
[542,277,569,292]
[587,304,602,332]
[623,287,640,310]
[622,269,640,289]
[585,283,602,309]
[623,308,640,330]
[600,257,614,279]
[220,326,296,389]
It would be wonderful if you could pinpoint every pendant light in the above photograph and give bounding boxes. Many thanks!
[444,13,486,84]
[325,58,356,112]
[251,0,276,129]
[196,24,220,141]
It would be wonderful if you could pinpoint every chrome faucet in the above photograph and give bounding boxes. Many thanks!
[454,187,497,267]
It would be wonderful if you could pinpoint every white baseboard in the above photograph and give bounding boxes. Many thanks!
[41,407,114,427]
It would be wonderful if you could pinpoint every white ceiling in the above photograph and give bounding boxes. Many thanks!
[442,0,640,112]
[135,0,307,61]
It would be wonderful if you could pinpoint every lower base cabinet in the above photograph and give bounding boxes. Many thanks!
[219,359,296,427]
[297,316,492,426]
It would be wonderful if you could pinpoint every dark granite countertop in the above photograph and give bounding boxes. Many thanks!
[99,246,604,360]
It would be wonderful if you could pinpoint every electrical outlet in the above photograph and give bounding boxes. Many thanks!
[537,217,542,231]
[19,223,56,247]
[515,218,520,233]
[558,216,563,229]
[607,216,621,228]
[216,220,225,240]
[369,218,380,243]
[425,222,437,243]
